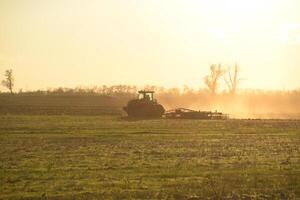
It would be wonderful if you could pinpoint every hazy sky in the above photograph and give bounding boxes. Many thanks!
[0,0,300,91]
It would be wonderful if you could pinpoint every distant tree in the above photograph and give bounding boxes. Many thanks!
[183,85,194,94]
[224,64,241,95]
[99,85,109,95]
[1,69,14,94]
[143,85,157,91]
[157,86,166,94]
[167,87,180,95]
[204,64,224,94]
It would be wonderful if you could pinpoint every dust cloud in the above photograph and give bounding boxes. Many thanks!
[157,90,300,119]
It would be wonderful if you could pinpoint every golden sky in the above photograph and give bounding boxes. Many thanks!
[0,0,300,91]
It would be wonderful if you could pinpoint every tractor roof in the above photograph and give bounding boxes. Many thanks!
[138,90,154,94]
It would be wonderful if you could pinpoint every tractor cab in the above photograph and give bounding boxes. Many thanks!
[123,90,165,118]
[138,90,154,101]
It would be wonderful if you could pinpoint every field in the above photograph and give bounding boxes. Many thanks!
[0,115,300,199]
[0,95,130,115]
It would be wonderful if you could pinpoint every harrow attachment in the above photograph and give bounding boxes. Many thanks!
[164,108,229,120]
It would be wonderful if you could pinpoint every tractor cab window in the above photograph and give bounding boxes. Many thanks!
[138,92,154,101]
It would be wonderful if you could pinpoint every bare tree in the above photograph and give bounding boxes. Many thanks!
[2,69,14,94]
[224,64,240,95]
[204,64,224,94]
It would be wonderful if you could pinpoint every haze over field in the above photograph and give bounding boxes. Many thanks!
[1,2,300,199]
[0,0,300,91]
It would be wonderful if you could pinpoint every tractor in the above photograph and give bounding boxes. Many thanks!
[123,90,165,118]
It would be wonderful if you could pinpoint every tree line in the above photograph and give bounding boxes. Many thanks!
[0,64,295,97]
[1,64,241,95]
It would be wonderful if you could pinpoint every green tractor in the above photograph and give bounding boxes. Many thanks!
[123,90,165,118]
